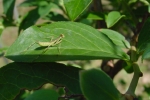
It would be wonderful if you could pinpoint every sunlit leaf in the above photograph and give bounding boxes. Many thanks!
[99,29,130,48]
[6,22,129,62]
[63,0,92,21]
[106,11,125,28]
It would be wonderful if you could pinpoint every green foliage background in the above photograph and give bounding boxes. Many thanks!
[1,0,150,100]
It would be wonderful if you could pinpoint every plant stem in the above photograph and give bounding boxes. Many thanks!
[125,38,142,97]
[126,62,142,97]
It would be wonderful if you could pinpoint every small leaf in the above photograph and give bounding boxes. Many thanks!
[84,12,105,20]
[0,19,4,36]
[106,11,125,28]
[141,43,150,59]
[25,89,59,100]
[0,62,81,100]
[19,0,48,7]
[18,8,40,32]
[63,0,92,21]
[0,47,8,57]
[137,18,150,53]
[19,2,53,32]
[123,61,133,73]
[99,29,130,48]
[80,68,120,100]
[6,22,129,62]
[44,12,68,21]
[3,0,15,20]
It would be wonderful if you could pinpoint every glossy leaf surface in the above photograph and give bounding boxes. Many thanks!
[0,62,81,100]
[80,68,120,100]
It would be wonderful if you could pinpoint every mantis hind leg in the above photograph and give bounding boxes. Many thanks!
[22,42,36,53]
[32,46,49,62]
[57,43,61,55]
[32,36,63,62]
[32,43,62,62]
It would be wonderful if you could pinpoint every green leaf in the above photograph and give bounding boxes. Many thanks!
[44,12,68,21]
[18,8,39,32]
[25,89,59,100]
[80,68,120,100]
[140,0,149,5]
[0,19,4,36]
[3,0,16,20]
[84,12,105,20]
[141,43,150,59]
[99,29,130,48]
[123,61,133,73]
[38,3,54,17]
[0,47,8,57]
[63,0,92,21]
[137,18,150,53]
[6,22,129,62]
[0,62,81,100]
[19,2,54,32]
[19,2,56,32]
[19,0,48,7]
[106,11,125,28]
[20,0,60,7]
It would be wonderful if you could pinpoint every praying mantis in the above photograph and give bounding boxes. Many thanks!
[38,34,65,47]
[23,34,65,61]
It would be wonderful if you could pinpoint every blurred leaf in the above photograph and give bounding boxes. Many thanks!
[41,2,67,21]
[0,28,4,36]
[84,12,105,20]
[140,0,149,5]
[80,68,120,100]
[128,0,138,5]
[19,0,49,7]
[0,20,4,36]
[137,17,150,52]
[99,29,130,49]
[106,11,125,28]
[0,62,81,100]
[79,19,93,26]
[18,8,40,32]
[6,22,129,62]
[19,2,57,32]
[0,47,8,57]
[137,18,150,59]
[15,90,30,100]
[133,6,148,18]
[20,0,61,7]
[63,0,92,21]
[38,2,55,17]
[25,89,59,100]
[144,86,150,95]
[45,12,68,21]
[2,0,15,21]
[141,43,150,60]
[123,61,133,73]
